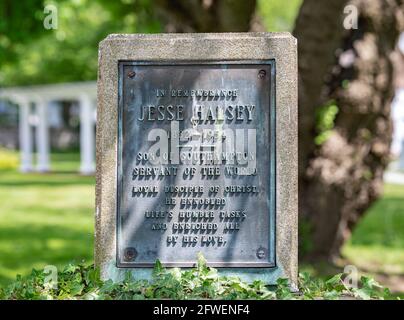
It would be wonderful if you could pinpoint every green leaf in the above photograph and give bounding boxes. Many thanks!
[197,252,207,273]
[152,259,164,277]
[323,290,340,300]
[361,276,383,289]
[353,288,371,300]
[85,266,101,287]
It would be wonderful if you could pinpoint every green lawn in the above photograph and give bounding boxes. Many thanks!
[0,152,403,292]
[50,151,82,172]
[304,183,404,295]
[0,153,94,285]
[343,184,404,282]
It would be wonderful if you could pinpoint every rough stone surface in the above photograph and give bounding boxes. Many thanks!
[96,33,298,288]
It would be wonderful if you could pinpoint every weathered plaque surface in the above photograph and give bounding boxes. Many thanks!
[96,33,297,287]
[117,62,275,267]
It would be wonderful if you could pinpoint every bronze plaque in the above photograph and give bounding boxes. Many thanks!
[117,61,276,267]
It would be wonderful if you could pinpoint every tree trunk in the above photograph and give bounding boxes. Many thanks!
[153,0,403,261]
[294,0,404,261]
[154,0,259,32]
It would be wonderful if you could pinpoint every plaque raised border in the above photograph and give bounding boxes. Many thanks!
[116,60,277,268]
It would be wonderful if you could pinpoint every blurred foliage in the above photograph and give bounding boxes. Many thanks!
[257,0,302,32]
[315,100,339,145]
[0,0,160,86]
[0,147,19,170]
[0,0,45,64]
[0,0,301,87]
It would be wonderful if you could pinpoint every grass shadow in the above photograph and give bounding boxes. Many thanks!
[0,224,93,285]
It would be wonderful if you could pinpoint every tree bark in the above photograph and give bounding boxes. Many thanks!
[154,0,258,32]
[294,0,404,261]
[293,0,351,178]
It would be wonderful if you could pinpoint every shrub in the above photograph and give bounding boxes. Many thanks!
[0,253,393,300]
[0,147,18,170]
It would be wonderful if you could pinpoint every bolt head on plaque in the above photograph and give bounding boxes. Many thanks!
[123,247,137,262]
[258,69,266,79]
[127,71,136,78]
[256,247,267,259]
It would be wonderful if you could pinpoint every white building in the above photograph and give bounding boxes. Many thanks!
[0,81,96,174]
